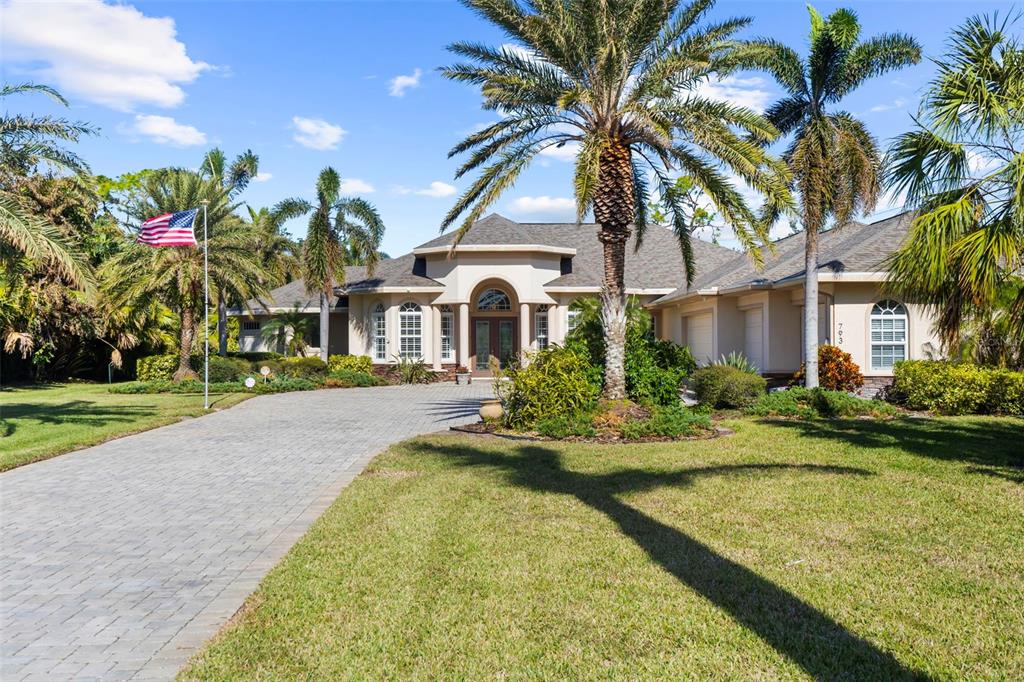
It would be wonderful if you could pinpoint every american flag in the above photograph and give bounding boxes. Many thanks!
[137,209,199,246]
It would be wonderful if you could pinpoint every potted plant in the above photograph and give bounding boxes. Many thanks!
[455,366,472,385]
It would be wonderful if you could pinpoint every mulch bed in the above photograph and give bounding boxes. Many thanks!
[450,420,730,444]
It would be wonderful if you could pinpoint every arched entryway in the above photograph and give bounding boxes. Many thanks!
[469,280,519,375]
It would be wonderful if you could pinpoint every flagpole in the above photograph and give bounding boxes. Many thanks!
[201,200,210,410]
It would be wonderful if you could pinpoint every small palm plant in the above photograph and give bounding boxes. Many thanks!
[259,306,314,357]
[745,5,920,387]
[441,0,792,399]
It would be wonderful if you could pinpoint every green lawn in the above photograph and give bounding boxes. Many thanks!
[0,383,249,472]
[182,416,1023,680]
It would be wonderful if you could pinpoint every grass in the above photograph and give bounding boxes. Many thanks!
[0,383,249,472]
[182,416,1024,680]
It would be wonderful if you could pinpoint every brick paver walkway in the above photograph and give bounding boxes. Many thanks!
[0,383,491,681]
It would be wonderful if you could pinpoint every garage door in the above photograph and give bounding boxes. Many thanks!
[744,308,764,371]
[686,313,713,365]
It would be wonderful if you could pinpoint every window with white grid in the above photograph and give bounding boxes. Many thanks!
[440,305,454,362]
[372,303,387,361]
[535,305,549,350]
[870,300,908,370]
[399,302,422,359]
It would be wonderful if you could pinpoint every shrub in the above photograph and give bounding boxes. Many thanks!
[279,357,328,379]
[500,346,599,428]
[252,377,317,394]
[747,387,898,419]
[328,354,373,374]
[325,369,385,387]
[229,351,283,362]
[891,361,1023,415]
[109,380,244,395]
[136,355,178,382]
[207,356,252,383]
[619,404,711,439]
[715,351,758,374]
[390,356,432,384]
[692,365,766,408]
[792,345,864,392]
[535,413,597,438]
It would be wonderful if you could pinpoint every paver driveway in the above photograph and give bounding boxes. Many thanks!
[0,382,492,681]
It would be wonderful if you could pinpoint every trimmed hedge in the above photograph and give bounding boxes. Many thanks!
[136,354,253,383]
[891,361,1024,415]
[325,369,386,387]
[328,354,373,374]
[692,365,767,408]
[747,387,898,419]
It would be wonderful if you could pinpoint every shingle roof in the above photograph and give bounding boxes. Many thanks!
[653,210,915,306]
[241,213,738,310]
[237,279,326,314]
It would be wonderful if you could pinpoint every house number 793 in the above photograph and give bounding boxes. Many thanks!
[837,322,844,346]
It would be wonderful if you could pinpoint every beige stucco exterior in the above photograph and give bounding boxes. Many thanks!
[656,277,941,377]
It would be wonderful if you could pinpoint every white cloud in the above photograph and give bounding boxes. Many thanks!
[339,178,375,194]
[1,0,209,111]
[393,181,456,197]
[389,68,422,97]
[869,98,907,113]
[253,172,273,183]
[128,114,206,146]
[508,195,576,221]
[291,116,346,150]
[695,75,773,113]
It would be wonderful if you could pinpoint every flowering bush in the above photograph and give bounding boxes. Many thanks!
[792,345,864,392]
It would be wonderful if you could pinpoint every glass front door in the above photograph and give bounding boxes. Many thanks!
[473,318,516,372]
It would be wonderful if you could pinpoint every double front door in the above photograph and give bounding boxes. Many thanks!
[473,317,516,373]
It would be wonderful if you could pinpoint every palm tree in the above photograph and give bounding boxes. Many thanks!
[102,169,269,381]
[746,6,920,387]
[259,305,315,357]
[441,0,792,399]
[277,168,385,363]
[1,83,96,288]
[246,205,302,286]
[198,148,259,356]
[884,14,1023,367]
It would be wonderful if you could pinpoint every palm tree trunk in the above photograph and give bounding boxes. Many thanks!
[803,227,819,388]
[593,140,634,400]
[173,307,199,382]
[217,291,228,356]
[319,292,330,363]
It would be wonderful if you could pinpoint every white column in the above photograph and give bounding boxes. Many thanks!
[458,302,470,367]
[430,305,442,370]
[519,302,530,364]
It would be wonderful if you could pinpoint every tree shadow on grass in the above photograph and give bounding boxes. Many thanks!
[408,440,928,680]
[0,400,159,437]
[762,417,1023,482]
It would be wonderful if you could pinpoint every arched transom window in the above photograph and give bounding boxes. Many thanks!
[399,302,423,359]
[372,303,387,361]
[870,300,908,370]
[477,288,511,311]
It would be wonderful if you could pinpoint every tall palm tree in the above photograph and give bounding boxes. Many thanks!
[0,83,95,288]
[198,148,259,355]
[884,14,1023,367]
[246,205,301,286]
[442,0,792,399]
[102,169,268,380]
[746,6,920,387]
[277,168,385,363]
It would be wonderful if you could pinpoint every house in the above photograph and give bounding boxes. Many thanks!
[234,211,940,383]
[648,211,941,388]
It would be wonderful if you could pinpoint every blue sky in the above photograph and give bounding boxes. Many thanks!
[1,0,1010,255]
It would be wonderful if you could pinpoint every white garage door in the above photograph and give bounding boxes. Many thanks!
[686,313,713,365]
[744,308,764,371]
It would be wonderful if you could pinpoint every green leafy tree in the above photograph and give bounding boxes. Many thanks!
[746,5,920,387]
[884,14,1023,367]
[442,0,791,399]
[102,168,269,381]
[277,168,385,362]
